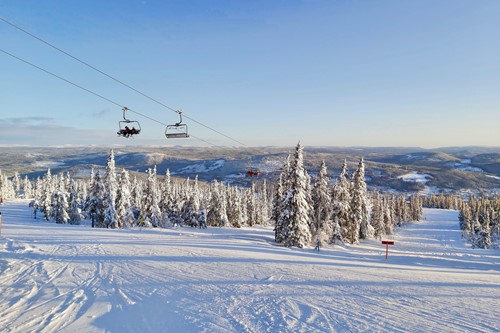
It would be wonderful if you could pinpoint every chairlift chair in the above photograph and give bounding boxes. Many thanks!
[165,111,189,139]
[117,107,141,137]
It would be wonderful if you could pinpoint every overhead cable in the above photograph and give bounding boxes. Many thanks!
[0,16,247,147]
[0,47,221,148]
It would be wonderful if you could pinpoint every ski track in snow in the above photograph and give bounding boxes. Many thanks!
[0,200,499,333]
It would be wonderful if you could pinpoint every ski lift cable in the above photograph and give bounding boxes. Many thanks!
[0,47,222,148]
[0,16,247,147]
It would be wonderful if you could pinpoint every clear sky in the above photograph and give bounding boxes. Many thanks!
[1,0,499,148]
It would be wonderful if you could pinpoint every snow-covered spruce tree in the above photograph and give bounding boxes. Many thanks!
[226,186,243,228]
[167,182,182,227]
[350,157,373,242]
[206,180,229,227]
[130,176,143,226]
[311,160,332,244]
[140,166,161,228]
[331,160,350,244]
[86,169,105,228]
[409,195,423,222]
[68,179,83,225]
[259,179,271,226]
[182,177,201,227]
[0,170,16,200]
[383,196,395,235]
[12,171,21,198]
[473,208,492,249]
[278,143,313,248]
[31,177,43,219]
[52,174,70,224]
[394,196,408,226]
[102,150,119,229]
[370,192,385,239]
[40,169,54,221]
[458,201,472,236]
[23,175,34,199]
[160,169,173,227]
[273,155,291,243]
[116,168,135,228]
[246,184,258,226]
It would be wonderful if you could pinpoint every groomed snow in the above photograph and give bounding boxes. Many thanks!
[0,201,499,333]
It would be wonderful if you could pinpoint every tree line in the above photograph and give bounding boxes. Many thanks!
[272,143,422,248]
[0,145,423,248]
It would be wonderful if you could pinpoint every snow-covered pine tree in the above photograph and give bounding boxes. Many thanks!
[12,172,21,198]
[311,160,332,244]
[473,208,492,248]
[409,194,423,221]
[102,150,118,229]
[273,155,291,243]
[68,179,83,225]
[23,175,34,199]
[351,157,373,241]
[331,160,350,244]
[370,192,385,239]
[259,179,270,225]
[246,184,258,226]
[52,174,70,224]
[160,169,173,227]
[182,177,201,227]
[279,142,313,248]
[86,169,105,228]
[40,169,54,221]
[141,166,160,228]
[226,186,243,228]
[383,196,395,235]
[130,176,143,226]
[0,170,16,200]
[206,180,229,227]
[31,177,43,219]
[116,168,135,228]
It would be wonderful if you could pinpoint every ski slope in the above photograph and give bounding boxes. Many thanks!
[0,200,498,333]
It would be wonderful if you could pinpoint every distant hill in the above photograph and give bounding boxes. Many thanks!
[1,146,499,196]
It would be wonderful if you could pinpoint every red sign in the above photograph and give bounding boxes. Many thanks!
[381,240,395,259]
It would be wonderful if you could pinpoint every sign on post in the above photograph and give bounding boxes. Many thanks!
[381,240,395,260]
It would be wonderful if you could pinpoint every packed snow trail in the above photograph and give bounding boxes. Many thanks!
[0,200,499,333]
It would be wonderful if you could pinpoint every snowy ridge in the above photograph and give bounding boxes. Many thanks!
[0,200,499,332]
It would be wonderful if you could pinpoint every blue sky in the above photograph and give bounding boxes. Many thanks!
[1,0,499,148]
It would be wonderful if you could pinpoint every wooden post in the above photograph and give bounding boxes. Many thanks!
[381,240,395,260]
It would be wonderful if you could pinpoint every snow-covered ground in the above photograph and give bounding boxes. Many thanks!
[173,159,225,175]
[0,201,499,333]
[398,172,433,184]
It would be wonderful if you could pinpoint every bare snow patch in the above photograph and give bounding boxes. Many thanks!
[32,160,66,168]
[398,172,432,184]
[174,159,225,174]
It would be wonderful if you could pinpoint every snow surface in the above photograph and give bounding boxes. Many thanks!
[0,200,499,333]
[32,161,66,168]
[173,159,225,175]
[398,172,432,184]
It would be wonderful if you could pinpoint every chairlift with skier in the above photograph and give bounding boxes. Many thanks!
[117,107,141,137]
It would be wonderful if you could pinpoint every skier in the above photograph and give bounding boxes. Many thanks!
[315,238,320,252]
